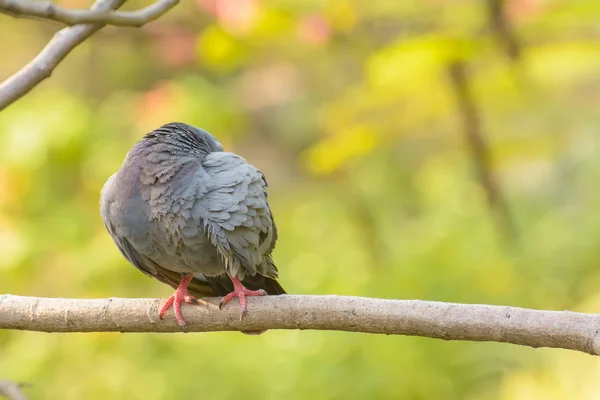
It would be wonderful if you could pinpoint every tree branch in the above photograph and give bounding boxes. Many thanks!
[0,0,125,111]
[0,381,28,400]
[0,0,178,27]
[1,294,600,356]
[0,0,179,111]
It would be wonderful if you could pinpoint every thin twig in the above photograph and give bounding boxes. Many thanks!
[0,381,29,400]
[0,0,178,27]
[1,294,600,356]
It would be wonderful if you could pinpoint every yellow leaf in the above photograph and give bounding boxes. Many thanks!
[326,0,357,32]
[303,125,379,175]
[366,35,478,91]
[196,26,246,71]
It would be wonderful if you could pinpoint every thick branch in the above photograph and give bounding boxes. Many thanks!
[0,0,178,27]
[1,294,600,356]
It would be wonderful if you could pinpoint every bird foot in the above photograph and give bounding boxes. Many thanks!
[219,279,267,321]
[159,276,211,329]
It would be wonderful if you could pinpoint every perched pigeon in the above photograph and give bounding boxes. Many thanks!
[100,122,285,328]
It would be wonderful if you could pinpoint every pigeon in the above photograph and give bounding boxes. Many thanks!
[100,122,285,329]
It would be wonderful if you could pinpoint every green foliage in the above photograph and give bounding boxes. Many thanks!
[1,0,600,398]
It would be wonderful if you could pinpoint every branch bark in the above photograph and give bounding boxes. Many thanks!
[0,0,178,27]
[1,294,600,356]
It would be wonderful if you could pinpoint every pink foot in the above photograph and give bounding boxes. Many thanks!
[219,276,267,320]
[159,275,209,329]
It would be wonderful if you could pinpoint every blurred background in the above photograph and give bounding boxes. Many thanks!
[1,0,600,398]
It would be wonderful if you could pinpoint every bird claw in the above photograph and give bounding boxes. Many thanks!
[219,284,267,320]
[159,276,213,328]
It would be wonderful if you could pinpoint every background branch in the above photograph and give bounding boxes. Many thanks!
[1,294,600,356]
[0,0,178,27]
[448,60,517,241]
[486,0,521,61]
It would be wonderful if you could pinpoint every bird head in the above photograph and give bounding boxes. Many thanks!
[143,122,224,156]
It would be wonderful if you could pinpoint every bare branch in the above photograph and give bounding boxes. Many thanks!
[0,0,179,111]
[0,0,179,27]
[1,294,600,356]
[0,381,28,400]
[0,0,125,111]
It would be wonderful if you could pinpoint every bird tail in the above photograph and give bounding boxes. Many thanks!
[260,277,286,295]
[156,267,286,298]
[202,274,286,296]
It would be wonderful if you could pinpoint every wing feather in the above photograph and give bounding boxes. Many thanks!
[194,152,278,279]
